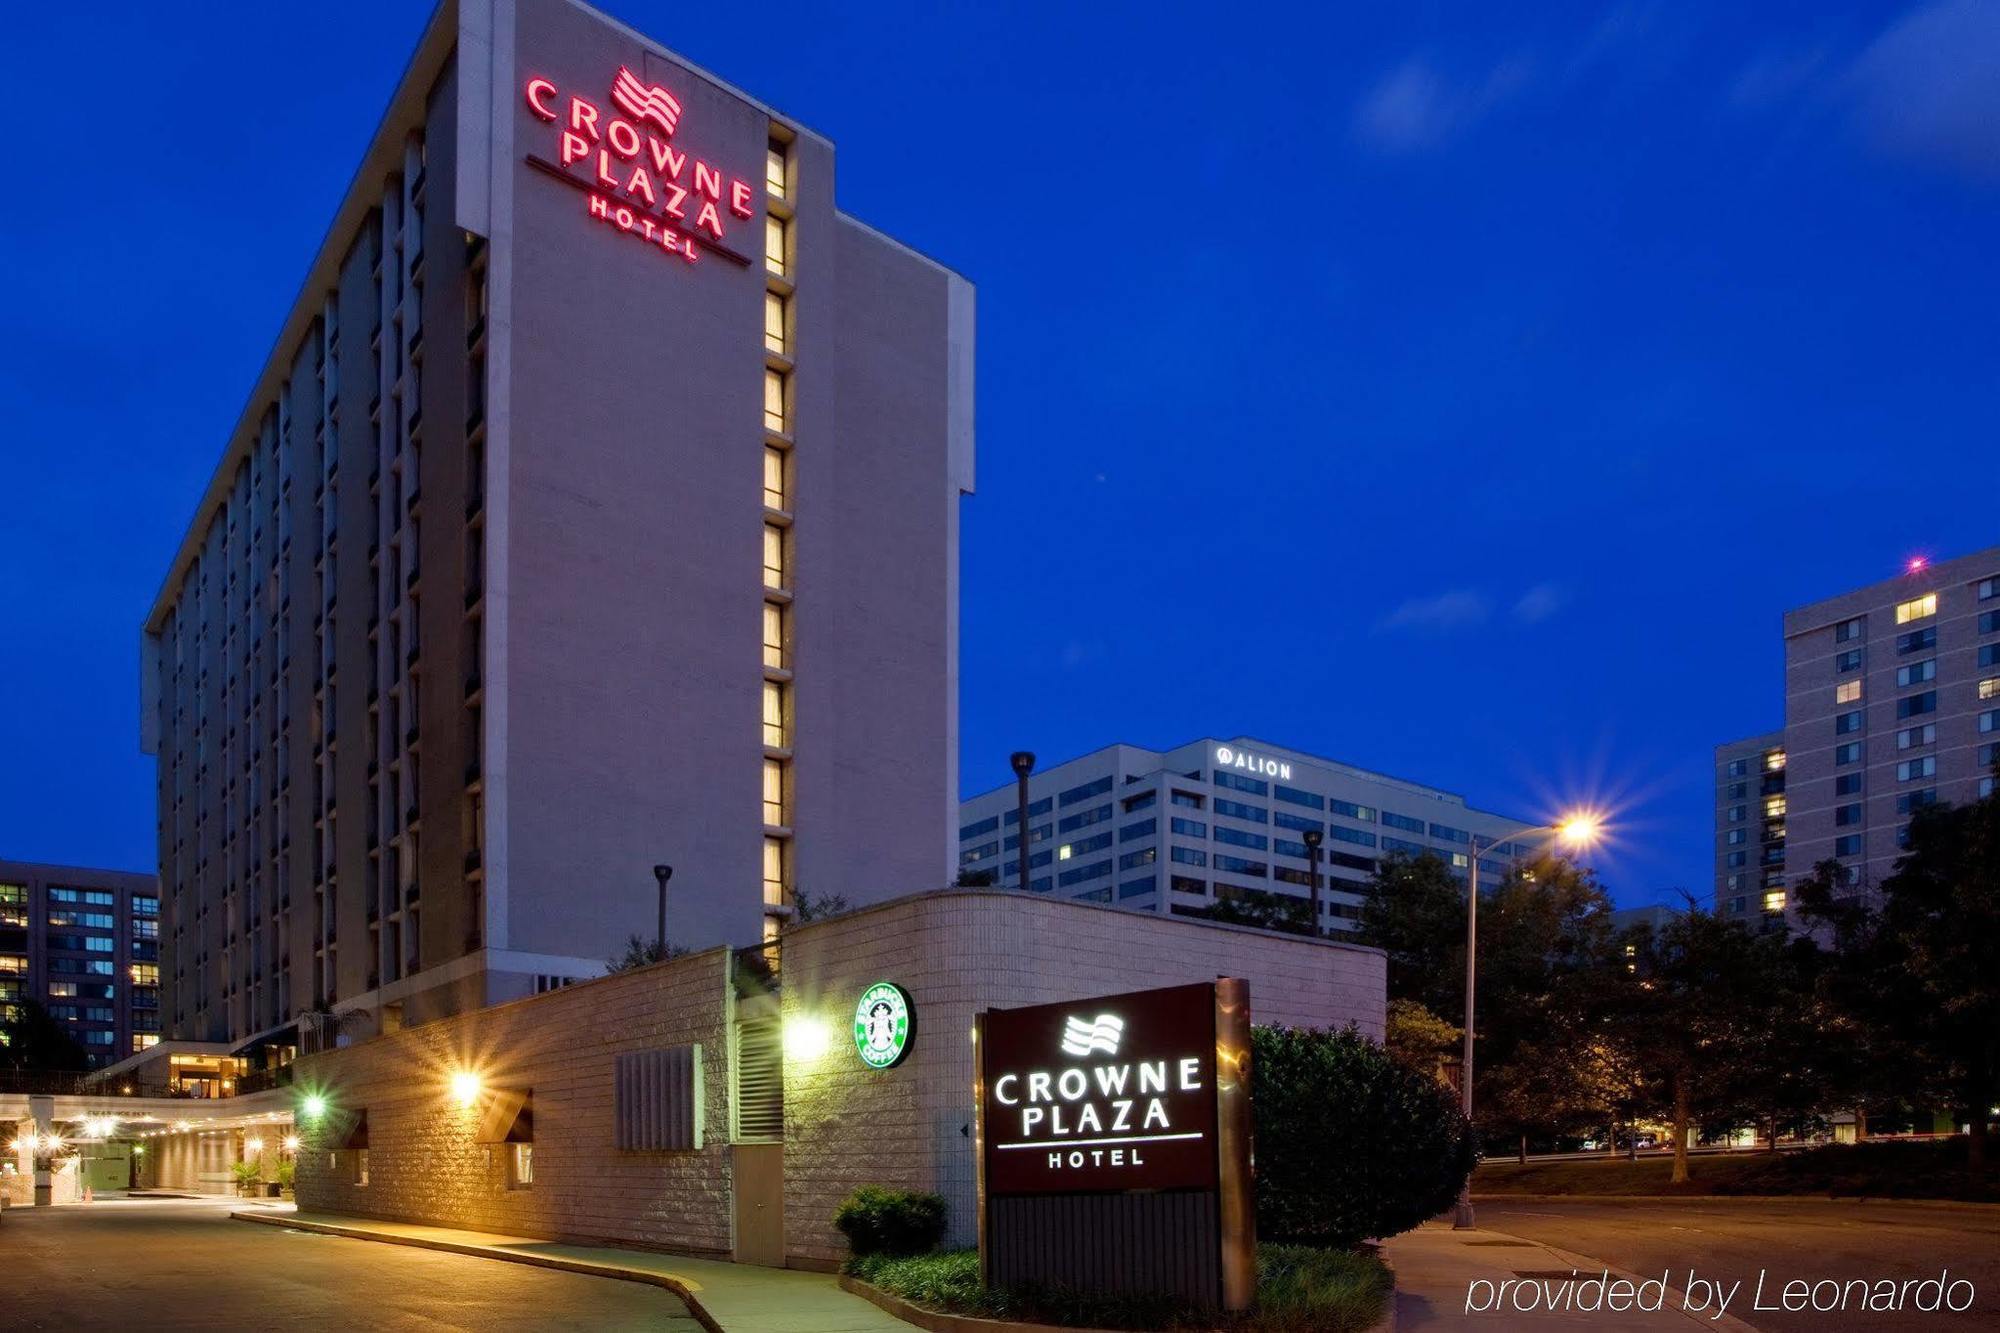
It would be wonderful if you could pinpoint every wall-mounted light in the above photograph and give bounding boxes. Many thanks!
[783,1017,831,1063]
[282,1135,302,1153]
[450,1070,483,1107]
[246,1138,266,1154]
[299,1095,327,1122]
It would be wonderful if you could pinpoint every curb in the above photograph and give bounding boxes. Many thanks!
[1479,1227,1756,1332]
[231,1210,724,1333]
[1473,1192,2000,1210]
[840,1275,1115,1333]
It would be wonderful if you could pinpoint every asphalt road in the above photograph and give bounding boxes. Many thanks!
[0,1197,703,1331]
[1475,1197,2000,1331]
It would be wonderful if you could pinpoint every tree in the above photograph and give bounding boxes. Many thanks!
[605,934,689,972]
[1796,773,2000,1168]
[1187,885,1314,936]
[0,999,92,1073]
[792,890,851,923]
[1384,998,1459,1083]
[1356,852,1466,1016]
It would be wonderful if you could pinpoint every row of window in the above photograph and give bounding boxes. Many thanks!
[760,128,797,940]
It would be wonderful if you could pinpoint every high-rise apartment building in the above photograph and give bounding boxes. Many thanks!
[959,739,1541,935]
[0,860,162,1067]
[140,0,974,1045]
[1712,731,1786,920]
[1717,545,2000,924]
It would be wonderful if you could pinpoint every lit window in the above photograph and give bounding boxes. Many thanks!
[763,837,787,907]
[1763,890,1787,913]
[1764,750,1786,771]
[763,446,787,511]
[762,758,787,827]
[764,291,787,355]
[134,1034,159,1053]
[509,1143,533,1189]
[1981,678,2000,701]
[1835,680,1862,704]
[1763,796,1786,819]
[763,368,788,433]
[1058,844,1073,861]
[763,680,788,749]
[1895,593,1937,624]
[762,524,787,590]
[766,144,787,201]
[762,601,787,670]
[765,215,787,277]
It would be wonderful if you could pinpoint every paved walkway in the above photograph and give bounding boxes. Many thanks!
[1383,1221,1756,1330]
[234,1205,913,1333]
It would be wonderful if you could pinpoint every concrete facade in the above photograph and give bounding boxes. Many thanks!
[1712,731,1786,921]
[139,0,973,1045]
[959,738,1540,936]
[290,890,1385,1269]
[0,860,160,1066]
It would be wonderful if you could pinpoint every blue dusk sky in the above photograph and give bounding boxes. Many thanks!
[2,1,1994,904]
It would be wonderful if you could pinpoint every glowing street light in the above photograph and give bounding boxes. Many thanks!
[1454,807,1606,1231]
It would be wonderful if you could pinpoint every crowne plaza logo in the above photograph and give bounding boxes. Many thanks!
[1061,1013,1124,1058]
[611,67,681,136]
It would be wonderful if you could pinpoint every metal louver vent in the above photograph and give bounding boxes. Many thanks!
[614,1044,704,1151]
[734,1004,784,1141]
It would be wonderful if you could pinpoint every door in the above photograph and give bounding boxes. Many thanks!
[731,1144,785,1266]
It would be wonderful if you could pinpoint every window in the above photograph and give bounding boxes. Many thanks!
[1170,790,1203,810]
[1982,577,1999,601]
[1727,829,1747,845]
[1835,649,1864,673]
[1835,679,1862,704]
[763,446,788,511]
[762,680,787,748]
[1330,799,1376,822]
[1118,876,1155,901]
[1381,812,1425,834]
[960,815,999,841]
[1835,710,1864,735]
[1725,782,1747,799]
[1897,756,1936,781]
[1118,849,1156,871]
[1170,846,1207,867]
[1762,795,1786,818]
[1983,644,2000,669]
[1895,593,1937,624]
[509,1143,534,1189]
[762,759,787,826]
[1763,889,1787,913]
[1726,804,1746,822]
[1059,776,1114,807]
[762,838,786,907]
[1834,617,1864,642]
[1213,770,1267,797]
[1896,691,1936,719]
[1272,785,1323,810]
[1834,773,1863,796]
[762,524,787,590]
[1061,833,1112,859]
[1274,810,1323,834]
[1725,758,1748,778]
[1119,818,1156,842]
[1835,741,1863,765]
[1212,853,1267,878]
[1122,791,1156,813]
[762,601,788,671]
[1835,834,1864,857]
[1057,859,1111,888]
[763,368,788,433]
[1895,659,1936,687]
[1982,709,1999,734]
[1170,876,1205,896]
[1170,817,1206,838]
[1896,627,1936,654]
[1898,723,1936,749]
[764,214,787,276]
[1057,804,1111,833]
[765,143,787,200]
[1213,797,1267,824]
[1214,826,1268,851]
[763,291,787,356]
[1835,803,1862,827]
[1897,789,1937,815]
[1983,610,2000,635]
[1765,750,1787,771]
[1983,678,2000,701]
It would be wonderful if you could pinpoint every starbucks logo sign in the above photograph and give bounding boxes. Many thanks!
[853,981,914,1069]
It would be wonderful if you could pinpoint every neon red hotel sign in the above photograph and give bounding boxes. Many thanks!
[523,67,755,266]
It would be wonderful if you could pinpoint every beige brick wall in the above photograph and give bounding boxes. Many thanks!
[778,891,1386,1266]
[294,947,737,1255]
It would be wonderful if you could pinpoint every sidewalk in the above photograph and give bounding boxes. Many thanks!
[234,1205,914,1333]
[1382,1222,1756,1330]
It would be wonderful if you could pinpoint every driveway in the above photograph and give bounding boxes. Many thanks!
[0,1196,703,1331]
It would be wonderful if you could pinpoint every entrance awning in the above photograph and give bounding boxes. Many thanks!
[475,1089,532,1144]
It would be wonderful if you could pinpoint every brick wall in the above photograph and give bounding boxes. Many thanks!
[293,947,736,1254]
[778,891,1386,1266]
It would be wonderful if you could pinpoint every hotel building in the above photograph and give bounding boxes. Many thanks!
[1717,545,2000,924]
[0,860,161,1067]
[958,739,1542,935]
[140,0,974,1046]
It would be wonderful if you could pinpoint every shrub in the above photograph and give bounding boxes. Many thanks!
[275,1160,296,1190]
[1253,1025,1477,1246]
[834,1186,948,1257]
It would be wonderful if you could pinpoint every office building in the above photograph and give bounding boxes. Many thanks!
[1713,730,1786,919]
[958,739,1542,935]
[1717,546,2000,923]
[0,860,161,1066]
[140,0,974,1046]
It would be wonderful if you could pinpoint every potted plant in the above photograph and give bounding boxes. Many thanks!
[230,1160,263,1197]
[275,1159,296,1199]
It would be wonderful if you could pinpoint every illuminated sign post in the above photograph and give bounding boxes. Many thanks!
[853,981,913,1070]
[520,65,756,268]
[976,980,1255,1310]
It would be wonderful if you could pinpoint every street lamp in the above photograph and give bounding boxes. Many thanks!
[651,864,673,957]
[1010,752,1036,894]
[1301,828,1324,937]
[1454,810,1603,1230]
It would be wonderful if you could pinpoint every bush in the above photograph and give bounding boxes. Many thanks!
[1254,1025,1477,1246]
[833,1186,948,1257]
[845,1246,1392,1332]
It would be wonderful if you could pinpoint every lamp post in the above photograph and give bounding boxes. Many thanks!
[651,864,673,957]
[1454,812,1601,1230]
[1301,828,1324,937]
[1009,752,1035,893]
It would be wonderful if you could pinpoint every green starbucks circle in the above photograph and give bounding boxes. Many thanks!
[853,981,913,1069]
